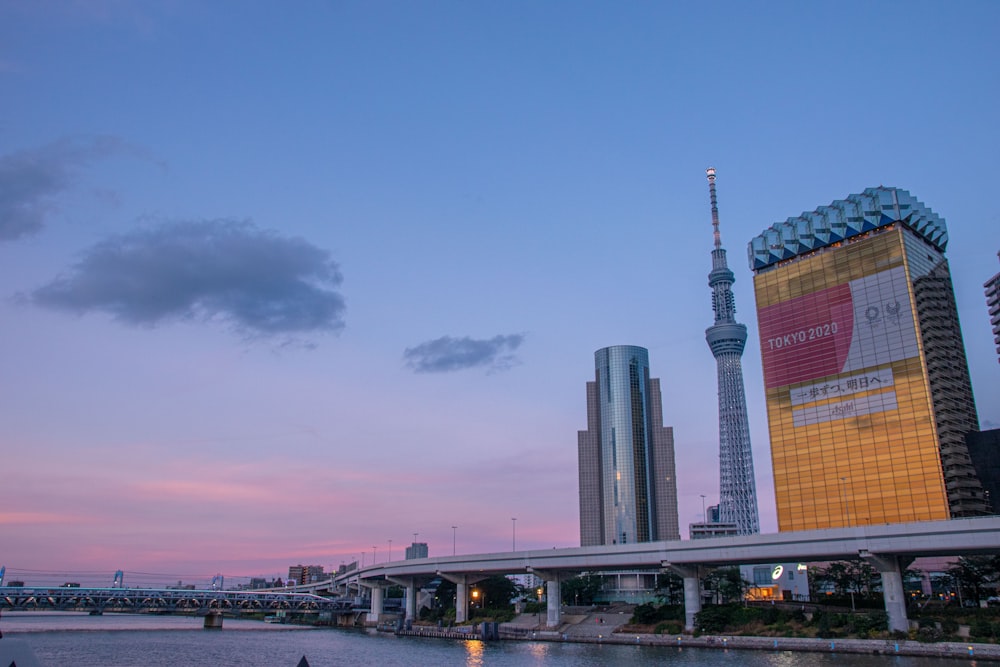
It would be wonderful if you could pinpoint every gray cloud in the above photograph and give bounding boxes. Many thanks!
[404,334,525,373]
[0,136,144,241]
[29,219,346,340]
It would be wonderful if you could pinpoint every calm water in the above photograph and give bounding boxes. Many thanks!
[0,613,985,667]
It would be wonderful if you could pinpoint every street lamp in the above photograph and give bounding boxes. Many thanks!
[452,526,457,556]
[512,517,517,552]
[472,588,480,611]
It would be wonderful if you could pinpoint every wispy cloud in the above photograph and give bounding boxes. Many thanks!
[0,511,89,526]
[0,136,146,241]
[28,219,346,341]
[403,334,525,373]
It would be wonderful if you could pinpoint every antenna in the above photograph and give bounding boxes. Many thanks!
[707,167,721,250]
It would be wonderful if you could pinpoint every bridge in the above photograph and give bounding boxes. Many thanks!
[326,516,1000,634]
[0,585,350,617]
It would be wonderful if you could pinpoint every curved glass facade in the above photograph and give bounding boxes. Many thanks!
[578,346,679,545]
[597,345,652,544]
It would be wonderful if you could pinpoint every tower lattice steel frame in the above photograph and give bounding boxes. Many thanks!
[704,168,760,535]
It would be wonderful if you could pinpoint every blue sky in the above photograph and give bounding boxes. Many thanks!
[2,0,998,586]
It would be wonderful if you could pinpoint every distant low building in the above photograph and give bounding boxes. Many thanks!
[288,564,325,585]
[743,563,811,602]
[689,522,739,539]
[405,542,429,560]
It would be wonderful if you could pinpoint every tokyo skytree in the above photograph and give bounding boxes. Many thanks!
[704,168,760,535]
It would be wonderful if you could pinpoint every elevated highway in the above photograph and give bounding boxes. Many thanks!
[331,516,1000,632]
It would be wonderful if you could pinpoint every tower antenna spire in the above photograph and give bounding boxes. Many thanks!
[707,167,722,250]
[703,167,760,536]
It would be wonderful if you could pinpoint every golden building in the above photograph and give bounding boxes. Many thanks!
[749,187,985,531]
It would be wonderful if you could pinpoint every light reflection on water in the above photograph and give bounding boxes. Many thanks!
[464,638,485,666]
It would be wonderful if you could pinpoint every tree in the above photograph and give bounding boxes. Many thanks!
[476,575,517,610]
[654,572,684,604]
[561,574,604,606]
[432,578,456,610]
[810,560,881,599]
[946,556,1000,606]
[702,567,749,604]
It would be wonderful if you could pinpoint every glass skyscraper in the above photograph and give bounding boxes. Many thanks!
[749,187,986,531]
[578,345,679,545]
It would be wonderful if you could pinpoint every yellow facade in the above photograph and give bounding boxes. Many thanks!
[754,227,949,531]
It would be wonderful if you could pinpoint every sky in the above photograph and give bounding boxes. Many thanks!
[2,1,999,588]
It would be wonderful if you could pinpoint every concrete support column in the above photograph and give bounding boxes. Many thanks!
[546,578,561,628]
[862,552,911,633]
[367,585,384,623]
[527,568,566,628]
[456,582,468,624]
[387,576,420,622]
[437,572,486,625]
[405,581,417,622]
[664,563,701,632]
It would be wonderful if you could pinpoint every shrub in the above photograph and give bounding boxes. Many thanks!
[654,620,684,635]
[695,605,736,633]
[970,619,995,640]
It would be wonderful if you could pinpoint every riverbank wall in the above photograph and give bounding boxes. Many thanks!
[395,610,1000,661]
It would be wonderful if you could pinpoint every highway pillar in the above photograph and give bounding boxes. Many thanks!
[367,584,384,624]
[387,576,422,623]
[546,578,561,627]
[456,582,468,624]
[664,563,701,632]
[204,612,223,629]
[861,552,912,633]
[527,568,565,627]
[437,573,486,625]
[406,581,417,622]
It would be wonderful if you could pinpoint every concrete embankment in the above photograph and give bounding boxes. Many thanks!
[397,610,1000,661]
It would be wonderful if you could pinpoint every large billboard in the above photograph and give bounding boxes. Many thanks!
[757,265,919,426]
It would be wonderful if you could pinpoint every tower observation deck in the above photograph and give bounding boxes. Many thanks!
[704,168,760,535]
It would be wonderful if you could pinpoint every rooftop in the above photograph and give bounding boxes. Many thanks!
[748,186,948,272]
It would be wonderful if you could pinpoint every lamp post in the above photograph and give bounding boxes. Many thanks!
[512,517,517,552]
[452,526,457,556]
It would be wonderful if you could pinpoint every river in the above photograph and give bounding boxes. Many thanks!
[0,612,984,666]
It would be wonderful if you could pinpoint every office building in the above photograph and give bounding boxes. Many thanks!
[966,429,1000,514]
[405,542,428,560]
[689,521,739,539]
[704,168,761,535]
[288,564,324,585]
[986,252,1000,364]
[578,345,679,545]
[749,186,986,530]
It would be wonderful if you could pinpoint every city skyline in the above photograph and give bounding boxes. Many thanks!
[2,2,999,583]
